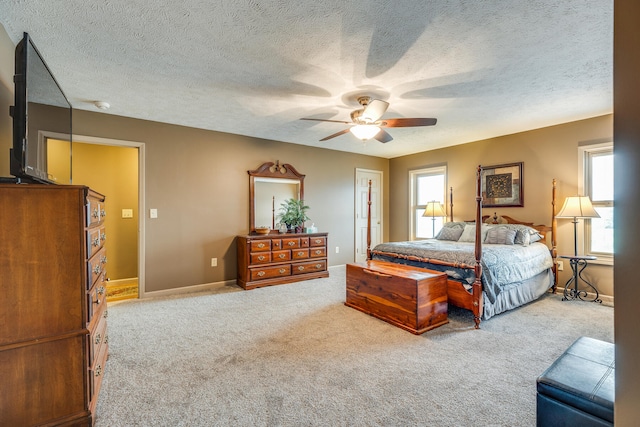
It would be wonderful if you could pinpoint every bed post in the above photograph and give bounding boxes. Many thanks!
[473,165,483,329]
[449,187,454,221]
[366,179,372,260]
[551,179,558,292]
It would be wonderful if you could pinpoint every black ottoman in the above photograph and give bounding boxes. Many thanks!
[536,336,614,427]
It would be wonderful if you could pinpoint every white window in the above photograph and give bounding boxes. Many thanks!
[409,166,447,239]
[579,143,613,264]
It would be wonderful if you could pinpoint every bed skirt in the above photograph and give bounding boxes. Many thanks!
[481,268,554,320]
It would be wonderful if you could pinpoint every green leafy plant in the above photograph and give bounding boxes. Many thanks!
[277,198,310,230]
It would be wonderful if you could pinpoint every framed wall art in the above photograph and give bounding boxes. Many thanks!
[481,162,523,207]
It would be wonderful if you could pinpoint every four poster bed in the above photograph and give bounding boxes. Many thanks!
[366,165,558,328]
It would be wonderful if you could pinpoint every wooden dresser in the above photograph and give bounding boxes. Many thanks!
[237,232,329,289]
[0,184,109,426]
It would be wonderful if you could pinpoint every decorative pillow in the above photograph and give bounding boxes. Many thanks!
[458,224,492,242]
[440,221,467,230]
[436,226,464,241]
[530,231,544,243]
[484,227,517,245]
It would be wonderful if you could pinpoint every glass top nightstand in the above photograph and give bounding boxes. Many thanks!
[559,255,601,303]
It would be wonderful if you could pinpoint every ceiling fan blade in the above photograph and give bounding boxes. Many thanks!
[361,99,389,122]
[379,118,437,127]
[374,129,393,143]
[319,128,351,141]
[300,118,351,124]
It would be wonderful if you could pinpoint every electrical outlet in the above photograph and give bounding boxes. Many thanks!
[121,208,133,218]
[557,260,564,271]
[335,246,339,254]
[211,258,218,267]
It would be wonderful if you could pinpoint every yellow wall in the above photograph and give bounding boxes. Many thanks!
[71,142,139,280]
[390,115,614,297]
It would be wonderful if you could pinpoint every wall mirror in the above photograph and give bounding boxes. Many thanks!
[249,161,305,233]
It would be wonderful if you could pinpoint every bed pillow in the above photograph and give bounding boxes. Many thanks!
[484,226,517,245]
[434,221,466,239]
[436,226,464,241]
[458,224,492,242]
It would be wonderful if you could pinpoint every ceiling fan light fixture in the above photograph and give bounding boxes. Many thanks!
[350,124,381,141]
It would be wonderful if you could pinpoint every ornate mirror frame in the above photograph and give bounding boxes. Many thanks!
[248,161,305,234]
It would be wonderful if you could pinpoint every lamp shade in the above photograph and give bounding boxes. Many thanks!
[350,125,381,141]
[423,201,446,218]
[556,196,600,219]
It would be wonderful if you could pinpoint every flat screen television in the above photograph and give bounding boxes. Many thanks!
[9,32,72,184]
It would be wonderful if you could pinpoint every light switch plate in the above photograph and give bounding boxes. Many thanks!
[149,209,158,219]
[122,208,133,218]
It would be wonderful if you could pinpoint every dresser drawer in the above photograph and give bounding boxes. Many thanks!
[309,247,326,258]
[88,312,108,365]
[86,198,105,227]
[272,250,291,262]
[87,281,107,324]
[292,260,326,275]
[88,338,109,415]
[271,239,282,250]
[87,228,102,258]
[250,240,271,252]
[310,236,326,247]
[292,248,309,260]
[282,238,300,249]
[87,247,107,289]
[250,264,291,281]
[250,252,272,264]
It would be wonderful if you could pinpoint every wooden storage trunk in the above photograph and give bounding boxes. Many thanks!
[346,260,448,334]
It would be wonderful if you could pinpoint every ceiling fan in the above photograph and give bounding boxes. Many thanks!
[301,96,437,143]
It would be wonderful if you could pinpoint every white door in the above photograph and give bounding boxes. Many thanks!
[355,169,382,262]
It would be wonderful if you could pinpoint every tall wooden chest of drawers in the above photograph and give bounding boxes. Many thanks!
[0,184,109,426]
[237,232,329,289]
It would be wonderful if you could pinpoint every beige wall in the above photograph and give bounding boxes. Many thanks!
[70,109,389,292]
[0,24,13,177]
[614,0,640,423]
[390,115,614,298]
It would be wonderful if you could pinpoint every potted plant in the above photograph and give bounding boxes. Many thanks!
[277,198,310,233]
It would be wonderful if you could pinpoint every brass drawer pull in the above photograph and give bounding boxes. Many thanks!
[95,365,102,377]
[103,310,108,318]
[101,233,106,241]
[314,250,322,255]
[92,208,99,219]
[257,243,266,248]
[93,265,102,275]
[257,271,266,277]
[297,251,305,256]
[278,254,286,259]
[315,264,322,269]
[101,209,107,218]
[92,237,100,247]
[314,239,322,244]
[95,333,102,345]
[279,268,286,274]
[257,255,266,261]
[297,266,305,271]
[288,241,295,246]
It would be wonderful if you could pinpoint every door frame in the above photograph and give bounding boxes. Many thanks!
[71,133,146,298]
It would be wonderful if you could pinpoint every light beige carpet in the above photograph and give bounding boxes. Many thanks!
[95,265,613,426]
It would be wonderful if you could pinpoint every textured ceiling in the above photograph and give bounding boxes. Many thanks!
[0,1,612,158]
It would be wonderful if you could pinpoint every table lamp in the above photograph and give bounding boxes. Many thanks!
[423,201,447,237]
[555,196,600,256]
